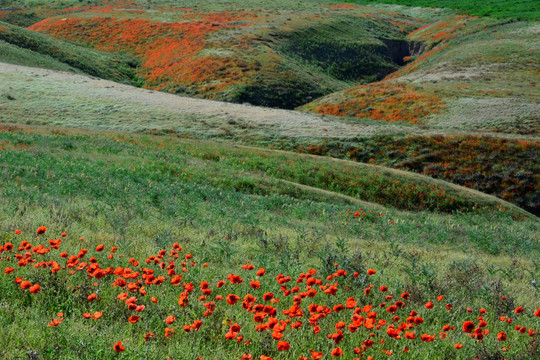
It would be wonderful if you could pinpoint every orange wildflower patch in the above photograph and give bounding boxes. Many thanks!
[28,11,260,97]
[328,3,359,10]
[387,15,484,80]
[312,82,444,124]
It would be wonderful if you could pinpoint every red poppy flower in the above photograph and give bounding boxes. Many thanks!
[165,327,174,338]
[169,275,182,285]
[277,341,290,351]
[36,226,47,235]
[331,347,343,357]
[113,341,125,352]
[29,284,41,294]
[367,269,376,275]
[405,331,415,339]
[497,331,507,341]
[178,292,189,307]
[48,318,63,327]
[463,321,475,333]
[226,294,241,305]
[128,315,140,324]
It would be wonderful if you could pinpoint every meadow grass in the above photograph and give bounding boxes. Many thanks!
[0,1,538,357]
[0,125,538,359]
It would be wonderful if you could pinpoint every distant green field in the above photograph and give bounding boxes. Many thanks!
[339,0,540,20]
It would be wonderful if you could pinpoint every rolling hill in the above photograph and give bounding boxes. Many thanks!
[0,1,538,358]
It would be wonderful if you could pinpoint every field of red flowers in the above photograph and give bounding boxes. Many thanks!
[2,226,538,359]
[0,2,539,358]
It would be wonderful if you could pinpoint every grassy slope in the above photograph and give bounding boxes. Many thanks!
[0,20,138,83]
[300,15,540,133]
[2,61,538,214]
[0,125,538,359]
[297,10,540,213]
[291,135,540,214]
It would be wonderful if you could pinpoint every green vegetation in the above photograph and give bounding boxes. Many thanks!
[0,125,538,359]
[0,20,138,83]
[0,1,538,358]
[278,18,409,82]
[282,135,539,215]
[340,0,540,20]
[1,61,538,215]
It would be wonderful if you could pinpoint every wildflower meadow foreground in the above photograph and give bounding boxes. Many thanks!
[1,227,538,359]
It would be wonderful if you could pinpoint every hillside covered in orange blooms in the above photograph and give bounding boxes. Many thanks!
[21,1,423,108]
[301,13,539,131]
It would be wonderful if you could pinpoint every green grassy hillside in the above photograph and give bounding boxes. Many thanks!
[0,124,538,359]
[2,62,538,214]
[0,2,538,357]
[300,16,539,133]
[0,20,138,83]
